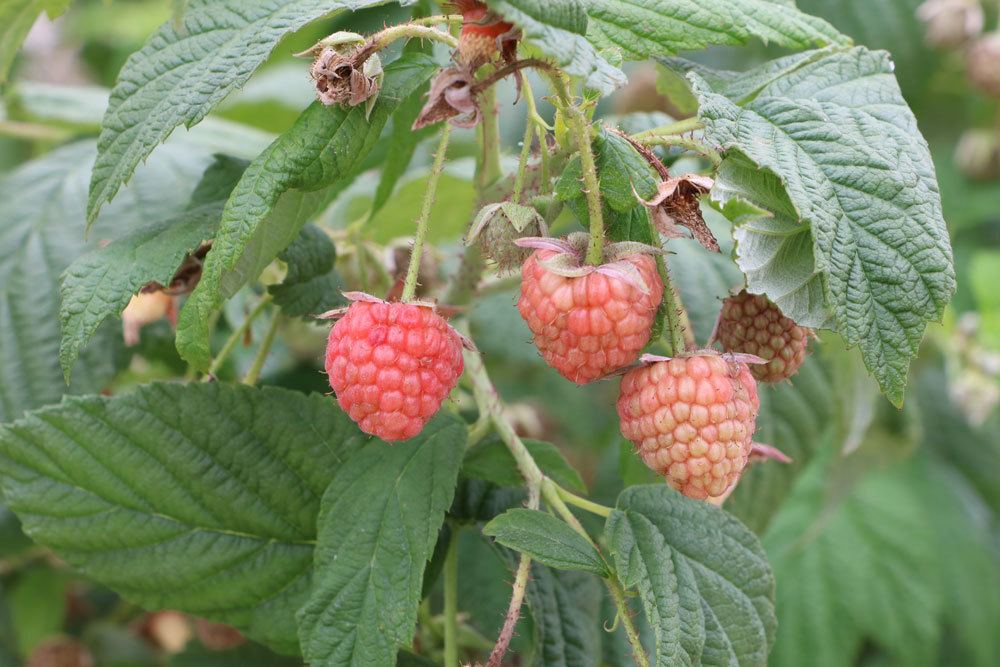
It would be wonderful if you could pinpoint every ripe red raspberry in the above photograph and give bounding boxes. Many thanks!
[516,235,663,384]
[453,0,515,68]
[715,290,811,383]
[617,353,760,500]
[324,295,464,441]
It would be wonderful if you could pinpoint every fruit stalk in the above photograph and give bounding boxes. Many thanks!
[242,312,280,385]
[205,293,273,378]
[402,124,452,302]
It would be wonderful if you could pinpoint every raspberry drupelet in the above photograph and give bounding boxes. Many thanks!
[716,290,811,383]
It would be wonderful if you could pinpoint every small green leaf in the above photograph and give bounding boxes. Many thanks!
[606,485,776,666]
[692,46,956,406]
[584,0,849,61]
[463,438,587,494]
[59,156,248,382]
[297,415,466,667]
[0,0,70,84]
[268,225,345,318]
[0,383,368,654]
[594,128,659,212]
[86,0,416,224]
[6,567,68,656]
[176,53,439,370]
[485,0,625,94]
[523,562,603,667]
[484,509,608,575]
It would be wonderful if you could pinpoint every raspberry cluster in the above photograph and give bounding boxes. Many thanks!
[518,247,663,384]
[617,353,760,500]
[716,290,811,383]
[325,299,464,441]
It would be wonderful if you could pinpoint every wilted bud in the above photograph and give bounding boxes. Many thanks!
[194,619,246,651]
[413,66,480,129]
[967,32,1000,97]
[466,201,547,272]
[954,128,1000,180]
[917,0,983,48]
[122,289,177,346]
[635,174,719,252]
[303,31,383,117]
[27,637,94,667]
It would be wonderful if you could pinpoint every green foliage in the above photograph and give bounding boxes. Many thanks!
[59,156,247,381]
[297,416,465,667]
[484,509,608,575]
[606,485,776,666]
[523,562,603,667]
[584,0,849,60]
[6,567,68,656]
[86,0,416,225]
[484,0,626,94]
[268,224,345,318]
[463,438,587,494]
[692,47,956,406]
[593,128,659,211]
[176,53,439,370]
[0,383,370,654]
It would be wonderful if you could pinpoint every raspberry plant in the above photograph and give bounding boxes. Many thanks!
[6,1,1000,666]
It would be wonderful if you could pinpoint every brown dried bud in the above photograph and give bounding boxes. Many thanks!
[413,66,480,130]
[305,32,383,116]
[635,174,719,252]
[27,637,93,667]
[466,201,547,272]
[917,0,983,48]
[194,619,246,651]
[967,32,1000,97]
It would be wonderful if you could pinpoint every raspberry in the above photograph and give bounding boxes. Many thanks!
[617,353,760,500]
[716,290,811,383]
[516,235,663,384]
[967,32,1000,98]
[325,296,464,441]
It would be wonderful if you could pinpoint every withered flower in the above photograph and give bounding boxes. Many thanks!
[636,174,720,252]
[302,31,383,117]
[413,66,480,130]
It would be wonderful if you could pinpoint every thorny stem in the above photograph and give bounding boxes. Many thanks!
[462,340,650,667]
[242,312,281,385]
[486,485,539,667]
[443,528,460,667]
[206,293,273,378]
[631,116,704,140]
[402,124,452,302]
[658,258,690,355]
[638,134,722,167]
[355,22,459,64]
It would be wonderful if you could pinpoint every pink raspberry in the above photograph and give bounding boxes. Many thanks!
[716,290,811,383]
[517,237,663,384]
[617,353,760,500]
[325,299,464,441]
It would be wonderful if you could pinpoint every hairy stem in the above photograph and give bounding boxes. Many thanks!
[357,22,458,63]
[242,311,281,385]
[511,100,535,203]
[206,293,273,378]
[607,576,650,667]
[475,83,503,192]
[638,134,722,167]
[487,485,538,667]
[443,528,460,667]
[555,485,612,518]
[631,116,703,140]
[658,257,690,355]
[402,124,452,302]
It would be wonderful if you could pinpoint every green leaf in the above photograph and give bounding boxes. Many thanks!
[0,383,369,655]
[463,438,587,494]
[59,156,248,382]
[297,415,466,667]
[763,454,942,667]
[86,0,416,224]
[168,643,303,667]
[484,0,625,94]
[584,0,849,60]
[0,0,70,84]
[606,485,776,666]
[692,46,956,406]
[268,224,345,318]
[176,53,439,370]
[6,567,68,656]
[0,139,215,423]
[484,509,608,575]
[523,562,603,667]
[594,128,658,212]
